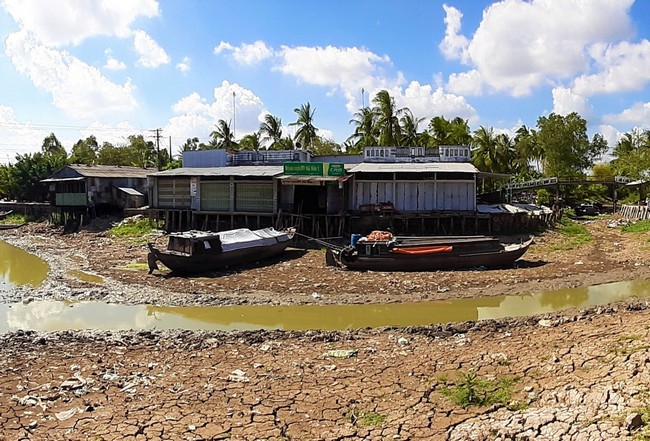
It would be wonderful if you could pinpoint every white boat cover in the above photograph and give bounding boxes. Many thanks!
[218,227,291,252]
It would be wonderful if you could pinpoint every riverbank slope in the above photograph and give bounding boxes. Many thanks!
[1,215,650,440]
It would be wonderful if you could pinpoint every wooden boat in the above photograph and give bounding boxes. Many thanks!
[147,227,295,274]
[325,231,532,272]
[0,223,24,230]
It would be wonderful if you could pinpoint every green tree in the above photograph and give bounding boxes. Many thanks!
[290,102,319,151]
[399,109,425,147]
[179,137,201,152]
[210,119,238,150]
[271,137,295,151]
[471,126,498,172]
[259,114,284,149]
[127,135,157,168]
[239,132,262,151]
[70,135,99,165]
[347,106,378,150]
[97,142,131,165]
[535,112,608,178]
[41,133,67,158]
[311,137,342,155]
[372,90,402,146]
[428,116,472,147]
[514,125,541,175]
[0,152,67,201]
[611,129,650,180]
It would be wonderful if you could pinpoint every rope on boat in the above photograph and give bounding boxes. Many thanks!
[293,231,345,251]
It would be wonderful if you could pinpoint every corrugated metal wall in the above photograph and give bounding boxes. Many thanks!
[156,178,191,208]
[354,179,476,212]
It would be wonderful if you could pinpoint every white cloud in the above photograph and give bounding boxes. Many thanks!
[603,102,650,127]
[133,30,170,68]
[166,81,266,144]
[214,41,234,54]
[2,0,159,46]
[573,40,650,96]
[401,81,478,125]
[104,49,126,70]
[598,124,623,149]
[0,105,52,163]
[214,40,274,65]
[277,45,392,90]
[446,69,484,96]
[5,30,138,119]
[449,0,635,97]
[552,86,592,117]
[234,41,274,65]
[176,56,191,73]
[439,4,470,63]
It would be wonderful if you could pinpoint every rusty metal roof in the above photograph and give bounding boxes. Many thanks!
[67,165,151,178]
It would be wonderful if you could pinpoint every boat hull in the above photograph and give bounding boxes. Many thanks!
[329,237,532,272]
[149,230,293,274]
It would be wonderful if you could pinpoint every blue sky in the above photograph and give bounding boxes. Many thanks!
[1,0,650,164]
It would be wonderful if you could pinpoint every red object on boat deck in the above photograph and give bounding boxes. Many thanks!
[390,245,453,255]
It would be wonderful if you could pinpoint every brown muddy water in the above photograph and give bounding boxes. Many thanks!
[1,239,650,332]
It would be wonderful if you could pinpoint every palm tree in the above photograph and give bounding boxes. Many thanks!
[347,107,378,149]
[259,114,283,149]
[494,133,515,174]
[471,126,498,172]
[399,109,425,146]
[515,125,542,174]
[290,102,318,151]
[449,117,473,145]
[210,119,237,150]
[428,116,453,147]
[239,132,262,151]
[428,116,472,147]
[372,90,403,146]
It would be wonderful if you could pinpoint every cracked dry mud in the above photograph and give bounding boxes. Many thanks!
[1,216,650,440]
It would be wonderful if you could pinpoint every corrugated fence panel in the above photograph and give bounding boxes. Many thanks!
[157,178,191,208]
[200,182,230,211]
[235,183,273,212]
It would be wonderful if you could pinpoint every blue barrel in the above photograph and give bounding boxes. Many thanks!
[350,233,362,246]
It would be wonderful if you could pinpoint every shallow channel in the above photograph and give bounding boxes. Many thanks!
[1,239,649,332]
[0,280,648,333]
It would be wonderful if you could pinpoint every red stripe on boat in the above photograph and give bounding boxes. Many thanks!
[390,245,453,255]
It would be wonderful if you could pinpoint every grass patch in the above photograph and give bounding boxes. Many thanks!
[108,218,161,243]
[550,217,592,250]
[347,408,386,427]
[439,371,519,409]
[622,220,650,234]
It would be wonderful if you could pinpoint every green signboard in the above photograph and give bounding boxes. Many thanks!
[325,163,345,176]
[283,162,345,176]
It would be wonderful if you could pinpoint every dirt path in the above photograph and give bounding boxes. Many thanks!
[1,215,650,440]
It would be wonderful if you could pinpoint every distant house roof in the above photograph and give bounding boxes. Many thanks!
[349,162,479,173]
[150,166,284,178]
[45,164,152,181]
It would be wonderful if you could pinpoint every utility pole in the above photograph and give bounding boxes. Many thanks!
[232,91,236,141]
[361,87,365,108]
[154,128,162,170]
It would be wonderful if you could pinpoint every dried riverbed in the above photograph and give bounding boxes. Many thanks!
[1,216,650,440]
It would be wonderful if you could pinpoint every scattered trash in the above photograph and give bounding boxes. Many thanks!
[55,407,84,421]
[326,349,358,359]
[227,369,249,382]
[397,337,409,345]
[538,319,553,327]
